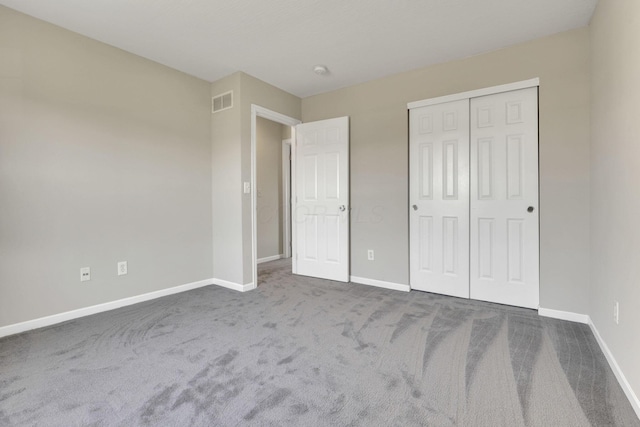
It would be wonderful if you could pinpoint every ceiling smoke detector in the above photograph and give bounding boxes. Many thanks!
[313,65,329,76]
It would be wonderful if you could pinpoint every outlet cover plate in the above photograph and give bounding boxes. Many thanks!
[80,267,91,282]
[118,261,128,276]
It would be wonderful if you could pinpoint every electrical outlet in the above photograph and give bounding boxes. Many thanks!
[614,301,619,324]
[367,250,374,261]
[117,261,128,276]
[243,182,251,194]
[80,267,90,282]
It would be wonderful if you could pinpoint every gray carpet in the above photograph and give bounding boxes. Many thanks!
[0,258,638,426]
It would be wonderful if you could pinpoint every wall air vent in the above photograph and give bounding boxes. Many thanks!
[212,90,233,113]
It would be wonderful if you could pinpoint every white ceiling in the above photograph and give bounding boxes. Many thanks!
[0,0,597,97]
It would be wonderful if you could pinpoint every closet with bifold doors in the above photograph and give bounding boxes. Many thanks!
[409,82,539,309]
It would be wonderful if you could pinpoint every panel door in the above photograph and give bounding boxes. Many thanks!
[470,87,539,308]
[295,117,349,282]
[410,100,470,298]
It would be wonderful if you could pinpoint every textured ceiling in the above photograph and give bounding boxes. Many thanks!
[0,0,597,97]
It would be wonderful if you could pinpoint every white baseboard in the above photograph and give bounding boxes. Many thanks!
[538,308,640,418]
[538,307,589,324]
[589,318,640,418]
[350,276,410,292]
[257,254,283,264]
[0,278,214,339]
[212,278,256,292]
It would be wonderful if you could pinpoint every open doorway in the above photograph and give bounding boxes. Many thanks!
[250,105,300,287]
[255,117,292,268]
[251,106,350,287]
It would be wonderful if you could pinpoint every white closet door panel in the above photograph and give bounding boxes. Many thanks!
[470,87,539,308]
[410,100,470,298]
[295,117,349,282]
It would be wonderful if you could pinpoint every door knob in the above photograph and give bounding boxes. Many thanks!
[527,206,535,213]
[412,205,418,211]
[339,205,346,212]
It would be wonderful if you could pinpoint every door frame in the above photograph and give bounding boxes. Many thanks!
[408,78,539,109]
[282,139,292,259]
[251,105,301,286]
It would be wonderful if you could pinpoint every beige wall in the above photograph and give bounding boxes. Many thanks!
[302,28,591,314]
[211,73,243,284]
[282,125,292,140]
[0,6,212,327]
[590,0,640,405]
[256,117,284,259]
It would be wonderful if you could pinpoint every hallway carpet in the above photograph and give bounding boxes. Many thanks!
[0,259,638,426]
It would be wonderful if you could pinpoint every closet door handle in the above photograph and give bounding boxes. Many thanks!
[412,205,418,211]
[527,206,535,213]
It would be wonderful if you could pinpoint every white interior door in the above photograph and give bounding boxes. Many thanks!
[410,100,470,298]
[294,117,349,282]
[470,87,539,308]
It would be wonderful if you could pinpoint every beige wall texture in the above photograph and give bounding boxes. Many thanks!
[256,117,284,259]
[302,28,591,315]
[0,6,213,327]
[590,0,640,407]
